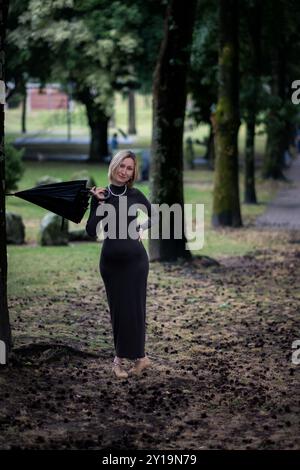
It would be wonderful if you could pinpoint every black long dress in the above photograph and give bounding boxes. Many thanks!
[85,183,158,360]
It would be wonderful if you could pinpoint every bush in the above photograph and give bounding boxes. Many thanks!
[7,93,22,109]
[5,143,25,192]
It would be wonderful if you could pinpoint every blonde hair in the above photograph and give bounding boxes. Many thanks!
[108,150,139,189]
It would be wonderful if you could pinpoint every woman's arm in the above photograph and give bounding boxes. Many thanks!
[85,187,108,237]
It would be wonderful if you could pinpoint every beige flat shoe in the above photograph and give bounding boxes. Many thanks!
[112,362,128,379]
[129,357,152,375]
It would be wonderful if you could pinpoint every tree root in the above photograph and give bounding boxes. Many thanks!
[9,342,105,365]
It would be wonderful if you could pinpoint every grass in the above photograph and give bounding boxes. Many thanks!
[8,243,99,297]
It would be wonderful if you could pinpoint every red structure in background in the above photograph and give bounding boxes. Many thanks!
[27,84,68,110]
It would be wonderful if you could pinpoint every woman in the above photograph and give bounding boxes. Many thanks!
[86,150,158,379]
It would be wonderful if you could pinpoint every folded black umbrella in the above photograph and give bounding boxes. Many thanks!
[5,179,98,225]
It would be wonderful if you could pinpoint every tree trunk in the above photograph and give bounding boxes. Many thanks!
[244,118,257,203]
[85,106,110,162]
[262,79,286,179]
[262,3,286,180]
[88,115,109,162]
[243,0,261,203]
[149,0,197,261]
[21,86,27,134]
[0,0,12,365]
[77,88,110,162]
[109,109,116,129]
[127,89,136,135]
[212,0,242,227]
[205,124,215,170]
[283,120,297,168]
[263,120,286,179]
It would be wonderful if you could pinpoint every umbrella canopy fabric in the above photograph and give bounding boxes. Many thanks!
[6,180,91,224]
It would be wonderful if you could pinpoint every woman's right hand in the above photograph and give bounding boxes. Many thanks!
[89,186,107,204]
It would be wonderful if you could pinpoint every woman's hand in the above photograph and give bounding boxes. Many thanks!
[138,227,144,242]
[89,186,107,204]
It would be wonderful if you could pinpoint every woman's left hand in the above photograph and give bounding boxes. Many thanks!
[138,227,144,242]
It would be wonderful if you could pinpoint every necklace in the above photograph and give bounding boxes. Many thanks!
[108,184,127,197]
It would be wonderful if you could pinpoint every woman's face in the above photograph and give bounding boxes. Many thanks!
[113,157,135,185]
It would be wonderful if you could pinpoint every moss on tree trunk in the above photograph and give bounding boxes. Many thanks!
[212,0,242,228]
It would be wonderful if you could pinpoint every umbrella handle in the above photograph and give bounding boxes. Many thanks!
[5,193,15,196]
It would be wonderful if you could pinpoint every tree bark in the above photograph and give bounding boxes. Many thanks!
[149,0,197,261]
[0,0,12,365]
[243,0,261,203]
[212,0,242,227]
[87,113,109,162]
[244,118,257,203]
[109,109,116,129]
[21,85,27,134]
[77,88,110,162]
[205,124,215,170]
[127,89,136,135]
[262,60,286,180]
[262,2,287,180]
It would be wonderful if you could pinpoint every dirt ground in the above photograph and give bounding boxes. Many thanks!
[1,230,300,450]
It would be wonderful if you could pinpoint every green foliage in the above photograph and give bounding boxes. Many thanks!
[7,0,146,116]
[188,0,218,125]
[5,143,25,192]
[7,93,23,109]
[6,0,166,118]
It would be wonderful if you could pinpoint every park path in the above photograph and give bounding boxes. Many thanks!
[256,154,300,229]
